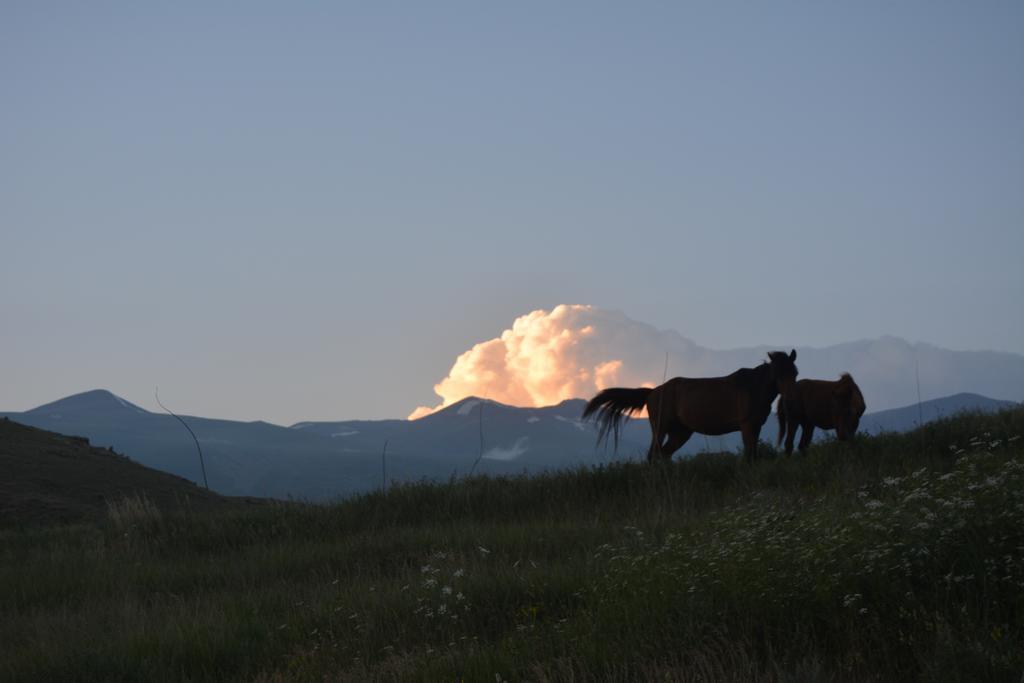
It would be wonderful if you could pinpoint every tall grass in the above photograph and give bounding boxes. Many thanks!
[2,409,1022,681]
[106,493,162,531]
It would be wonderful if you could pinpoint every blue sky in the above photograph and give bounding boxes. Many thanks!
[3,2,1022,423]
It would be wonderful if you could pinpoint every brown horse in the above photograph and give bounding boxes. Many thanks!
[582,350,798,463]
[776,373,866,455]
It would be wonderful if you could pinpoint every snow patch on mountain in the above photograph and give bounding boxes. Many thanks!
[555,415,587,432]
[483,437,529,461]
[112,394,146,414]
[457,400,480,416]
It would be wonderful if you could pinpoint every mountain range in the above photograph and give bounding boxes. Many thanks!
[3,389,1018,501]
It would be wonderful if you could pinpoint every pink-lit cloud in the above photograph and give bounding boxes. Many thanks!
[408,305,690,419]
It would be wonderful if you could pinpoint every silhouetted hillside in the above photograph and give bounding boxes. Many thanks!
[0,417,258,526]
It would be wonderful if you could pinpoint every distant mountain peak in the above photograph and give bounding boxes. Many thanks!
[413,396,593,424]
[430,396,496,418]
[26,389,149,416]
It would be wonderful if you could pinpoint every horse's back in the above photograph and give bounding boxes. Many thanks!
[794,378,840,397]
[669,375,745,402]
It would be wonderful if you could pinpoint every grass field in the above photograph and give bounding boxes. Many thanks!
[3,409,1023,681]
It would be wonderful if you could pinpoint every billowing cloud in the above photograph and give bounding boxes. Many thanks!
[408,305,708,419]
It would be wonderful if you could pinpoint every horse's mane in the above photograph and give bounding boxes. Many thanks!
[729,363,769,388]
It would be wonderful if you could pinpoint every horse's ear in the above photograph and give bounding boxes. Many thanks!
[789,349,797,361]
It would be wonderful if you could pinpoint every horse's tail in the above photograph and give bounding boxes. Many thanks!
[776,396,787,447]
[582,387,652,448]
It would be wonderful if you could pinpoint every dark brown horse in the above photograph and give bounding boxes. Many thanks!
[582,350,798,463]
[776,373,866,455]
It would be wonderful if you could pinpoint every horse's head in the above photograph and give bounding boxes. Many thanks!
[832,373,866,440]
[767,349,799,394]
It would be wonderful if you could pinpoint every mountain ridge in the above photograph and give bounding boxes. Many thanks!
[2,387,1018,501]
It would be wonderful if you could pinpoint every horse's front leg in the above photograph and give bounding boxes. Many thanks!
[798,423,815,453]
[741,423,760,463]
[784,419,798,455]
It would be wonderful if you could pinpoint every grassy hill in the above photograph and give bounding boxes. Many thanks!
[2,409,1023,681]
[0,417,260,527]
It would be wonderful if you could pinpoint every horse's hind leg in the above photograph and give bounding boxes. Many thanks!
[660,429,693,460]
[646,409,675,462]
[646,430,667,463]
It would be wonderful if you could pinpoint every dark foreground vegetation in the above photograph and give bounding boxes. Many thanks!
[3,409,1023,681]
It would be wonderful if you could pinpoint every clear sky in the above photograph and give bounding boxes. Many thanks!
[3,2,1022,424]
